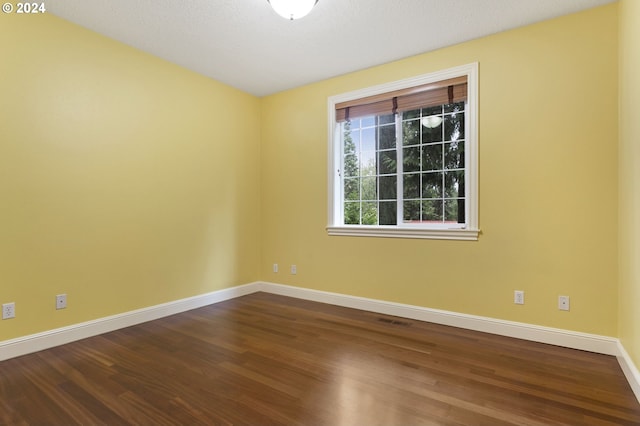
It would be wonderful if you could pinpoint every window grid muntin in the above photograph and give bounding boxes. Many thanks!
[341,103,466,226]
[340,101,466,226]
[400,102,466,225]
[342,116,398,225]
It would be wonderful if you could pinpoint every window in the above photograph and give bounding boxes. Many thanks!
[327,63,478,240]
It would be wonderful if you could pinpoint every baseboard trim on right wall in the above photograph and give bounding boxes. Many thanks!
[617,341,640,402]
[259,282,640,403]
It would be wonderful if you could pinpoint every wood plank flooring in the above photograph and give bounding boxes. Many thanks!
[1,292,639,425]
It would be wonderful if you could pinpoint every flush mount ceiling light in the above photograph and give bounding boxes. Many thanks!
[267,0,318,20]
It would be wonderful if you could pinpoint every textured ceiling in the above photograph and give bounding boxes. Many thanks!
[47,0,615,97]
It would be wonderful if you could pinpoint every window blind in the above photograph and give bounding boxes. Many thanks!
[335,76,467,122]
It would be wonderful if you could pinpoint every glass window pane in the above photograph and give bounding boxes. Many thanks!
[361,151,376,175]
[444,102,464,114]
[378,124,396,150]
[344,154,359,177]
[362,128,375,151]
[403,173,420,199]
[378,114,395,125]
[379,151,397,175]
[344,177,359,200]
[445,199,465,223]
[403,200,421,222]
[422,200,443,222]
[379,175,397,200]
[340,94,469,228]
[403,109,420,120]
[422,172,443,198]
[403,146,421,172]
[349,131,360,152]
[421,121,443,143]
[422,105,442,116]
[445,112,465,141]
[343,124,360,160]
[344,202,360,225]
[444,141,465,169]
[444,170,464,198]
[379,201,397,225]
[362,202,378,225]
[361,116,375,127]
[361,176,377,200]
[422,144,443,171]
[402,120,420,146]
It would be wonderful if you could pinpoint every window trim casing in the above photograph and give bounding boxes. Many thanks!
[327,63,479,240]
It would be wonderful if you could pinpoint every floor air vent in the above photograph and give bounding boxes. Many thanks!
[377,317,412,326]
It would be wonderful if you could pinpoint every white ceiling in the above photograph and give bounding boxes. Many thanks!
[47,0,615,97]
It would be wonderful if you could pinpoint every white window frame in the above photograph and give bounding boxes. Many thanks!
[327,63,479,241]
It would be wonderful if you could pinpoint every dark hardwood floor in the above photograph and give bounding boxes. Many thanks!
[1,292,639,425]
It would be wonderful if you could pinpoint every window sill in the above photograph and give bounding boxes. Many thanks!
[326,226,480,241]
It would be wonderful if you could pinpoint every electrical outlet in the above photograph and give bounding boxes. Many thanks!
[2,302,15,320]
[273,263,279,273]
[291,264,297,275]
[514,290,524,305]
[56,294,67,310]
[558,295,570,311]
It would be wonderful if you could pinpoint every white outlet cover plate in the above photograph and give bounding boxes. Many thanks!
[514,290,524,305]
[56,294,67,310]
[2,302,15,319]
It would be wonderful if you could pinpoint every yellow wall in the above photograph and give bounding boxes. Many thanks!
[0,12,261,340]
[619,0,640,366]
[0,4,624,344]
[261,5,619,335]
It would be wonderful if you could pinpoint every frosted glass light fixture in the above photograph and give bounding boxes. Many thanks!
[421,115,443,128]
[267,0,318,20]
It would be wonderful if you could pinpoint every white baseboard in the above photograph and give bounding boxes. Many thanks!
[1,280,638,404]
[259,282,620,355]
[617,341,640,402]
[0,282,261,361]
